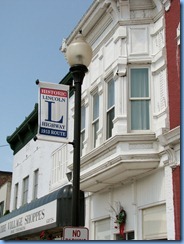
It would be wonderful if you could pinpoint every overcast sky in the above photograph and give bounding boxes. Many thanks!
[0,0,93,172]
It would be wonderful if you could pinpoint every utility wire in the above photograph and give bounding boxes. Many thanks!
[0,145,9,148]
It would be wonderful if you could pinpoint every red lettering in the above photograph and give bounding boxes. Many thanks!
[72,230,81,237]
[40,88,67,97]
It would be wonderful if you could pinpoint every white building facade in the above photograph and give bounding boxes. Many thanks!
[61,0,180,240]
[1,0,180,241]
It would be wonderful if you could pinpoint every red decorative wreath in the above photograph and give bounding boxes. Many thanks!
[114,208,126,238]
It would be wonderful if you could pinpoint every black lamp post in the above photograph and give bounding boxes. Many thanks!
[66,32,92,227]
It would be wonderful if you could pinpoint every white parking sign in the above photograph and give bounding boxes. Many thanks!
[63,227,89,240]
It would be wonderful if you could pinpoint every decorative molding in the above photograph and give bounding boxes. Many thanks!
[129,143,153,150]
[129,26,149,56]
[163,146,177,168]
[80,133,157,167]
[162,0,171,11]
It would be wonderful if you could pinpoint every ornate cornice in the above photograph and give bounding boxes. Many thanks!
[161,0,171,11]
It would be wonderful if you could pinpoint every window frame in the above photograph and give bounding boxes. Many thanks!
[128,66,151,132]
[22,176,29,205]
[33,169,39,200]
[14,183,19,209]
[80,104,86,156]
[142,204,167,240]
[0,201,4,217]
[94,217,111,240]
[115,231,135,240]
[106,78,115,139]
[92,91,99,148]
[51,145,68,186]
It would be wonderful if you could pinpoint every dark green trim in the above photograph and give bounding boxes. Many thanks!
[0,185,84,240]
[59,71,74,96]
[7,72,74,155]
[0,185,72,223]
[7,104,38,155]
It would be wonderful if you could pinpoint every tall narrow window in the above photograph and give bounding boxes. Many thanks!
[130,68,150,130]
[80,105,86,155]
[0,201,4,217]
[107,79,115,139]
[92,93,99,148]
[51,145,68,186]
[14,183,19,209]
[22,176,29,205]
[33,169,39,200]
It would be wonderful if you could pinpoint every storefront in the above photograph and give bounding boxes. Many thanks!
[0,185,84,240]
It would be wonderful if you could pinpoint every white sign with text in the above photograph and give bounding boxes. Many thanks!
[37,81,69,143]
[0,200,57,239]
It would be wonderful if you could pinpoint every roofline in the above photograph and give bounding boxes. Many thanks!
[65,0,99,44]
[0,171,12,175]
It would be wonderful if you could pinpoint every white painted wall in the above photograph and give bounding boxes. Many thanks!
[9,139,61,211]
[88,168,170,240]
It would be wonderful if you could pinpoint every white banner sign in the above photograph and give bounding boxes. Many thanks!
[0,200,57,239]
[37,81,69,143]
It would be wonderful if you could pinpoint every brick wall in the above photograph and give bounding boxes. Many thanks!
[0,171,12,187]
[172,166,180,240]
[165,0,180,129]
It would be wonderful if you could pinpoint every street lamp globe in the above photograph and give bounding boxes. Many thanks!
[66,32,92,68]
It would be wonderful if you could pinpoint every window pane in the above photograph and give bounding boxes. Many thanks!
[93,93,99,120]
[131,68,149,97]
[33,169,39,200]
[81,106,85,130]
[131,101,150,130]
[81,105,85,155]
[142,204,167,240]
[107,108,114,139]
[22,177,29,205]
[95,218,111,240]
[116,232,135,240]
[108,79,114,109]
[93,120,99,148]
[51,145,68,187]
[0,201,4,217]
[80,131,85,156]
[14,183,19,209]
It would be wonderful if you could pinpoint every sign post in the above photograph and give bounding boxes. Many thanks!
[36,81,69,143]
[63,227,89,240]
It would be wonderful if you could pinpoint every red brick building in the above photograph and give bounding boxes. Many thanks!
[0,171,12,187]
